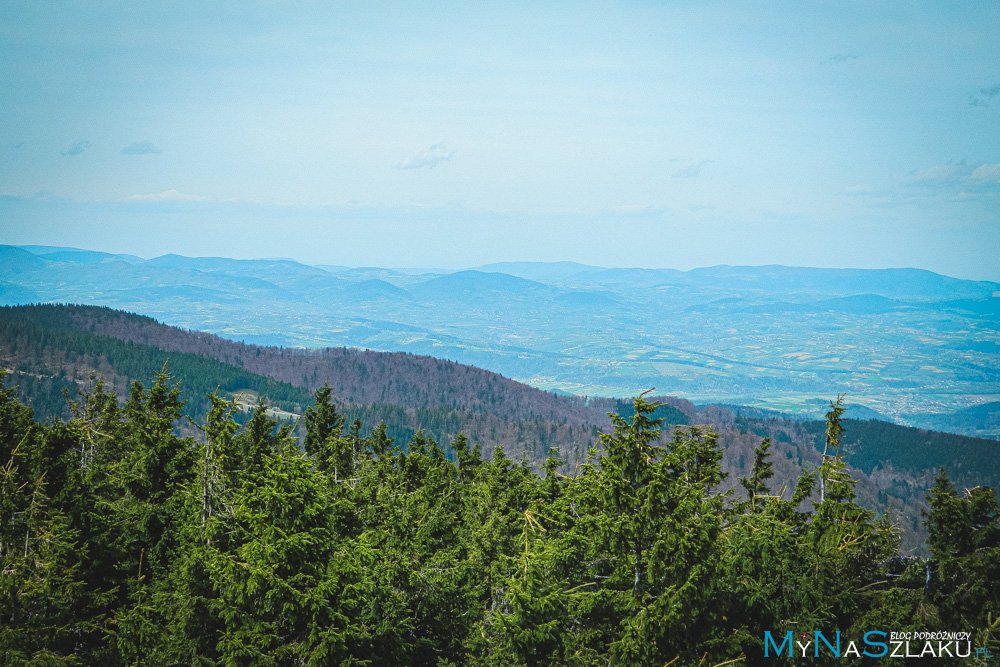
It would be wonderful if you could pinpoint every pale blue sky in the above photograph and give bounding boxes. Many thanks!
[2,1,998,279]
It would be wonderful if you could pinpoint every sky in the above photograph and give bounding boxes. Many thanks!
[1,1,998,279]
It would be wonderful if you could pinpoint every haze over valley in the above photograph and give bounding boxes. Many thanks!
[3,244,998,438]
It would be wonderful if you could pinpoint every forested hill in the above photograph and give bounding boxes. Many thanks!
[0,303,628,427]
[1,304,658,467]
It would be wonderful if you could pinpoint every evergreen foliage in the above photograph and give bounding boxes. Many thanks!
[0,370,998,665]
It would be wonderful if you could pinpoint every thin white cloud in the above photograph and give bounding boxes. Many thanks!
[902,160,1000,202]
[954,191,998,201]
[604,204,662,216]
[841,161,1000,210]
[971,163,1000,183]
[836,185,902,209]
[908,163,966,185]
[121,141,162,155]
[837,185,882,197]
[672,160,711,178]
[337,199,381,209]
[60,139,92,156]
[126,189,210,202]
[392,143,455,170]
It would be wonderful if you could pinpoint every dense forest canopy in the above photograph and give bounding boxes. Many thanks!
[2,369,998,665]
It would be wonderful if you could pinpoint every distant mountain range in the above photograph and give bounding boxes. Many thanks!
[2,244,997,438]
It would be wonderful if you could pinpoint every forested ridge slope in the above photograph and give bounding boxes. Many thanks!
[1,303,620,425]
[1,303,998,551]
[0,305,633,465]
